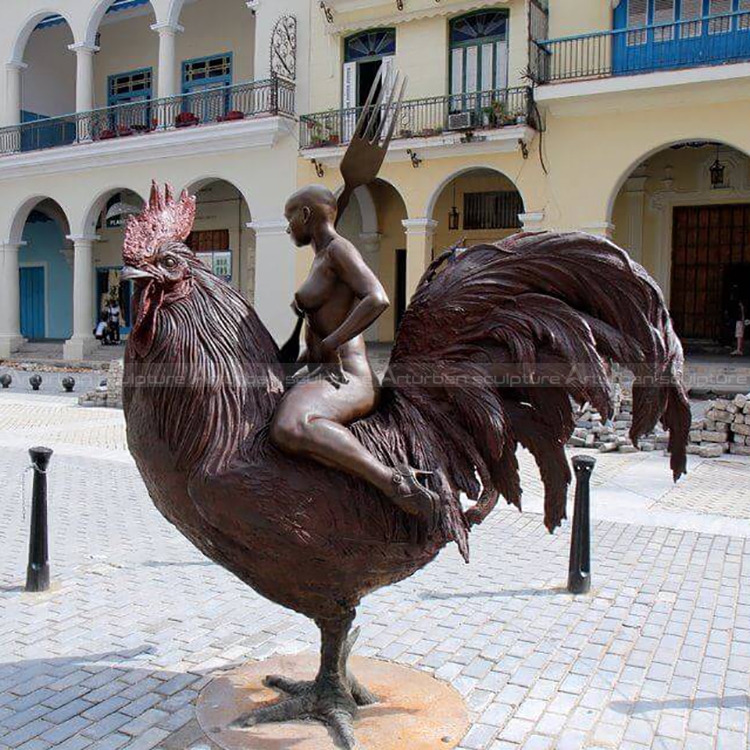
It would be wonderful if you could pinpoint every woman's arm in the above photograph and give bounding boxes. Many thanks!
[321,239,389,355]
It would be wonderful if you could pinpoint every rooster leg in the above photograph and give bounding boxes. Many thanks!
[232,611,376,749]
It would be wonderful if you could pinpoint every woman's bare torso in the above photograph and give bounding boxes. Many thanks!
[295,238,373,379]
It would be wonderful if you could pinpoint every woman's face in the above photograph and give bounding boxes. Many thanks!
[285,200,312,248]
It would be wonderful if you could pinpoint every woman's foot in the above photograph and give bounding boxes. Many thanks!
[388,464,439,524]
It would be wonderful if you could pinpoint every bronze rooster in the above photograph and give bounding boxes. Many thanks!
[121,184,690,748]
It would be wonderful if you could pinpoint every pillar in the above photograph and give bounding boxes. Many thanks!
[68,42,98,142]
[519,211,546,232]
[581,222,616,239]
[623,173,648,264]
[248,219,295,345]
[359,232,382,341]
[63,236,97,361]
[4,62,25,126]
[151,23,183,100]
[402,219,437,302]
[0,243,26,357]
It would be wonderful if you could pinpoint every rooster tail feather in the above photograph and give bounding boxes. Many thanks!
[388,231,690,540]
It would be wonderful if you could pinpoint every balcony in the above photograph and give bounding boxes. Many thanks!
[0,77,295,159]
[299,87,536,164]
[533,10,750,83]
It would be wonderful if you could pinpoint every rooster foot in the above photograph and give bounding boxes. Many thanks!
[231,673,372,749]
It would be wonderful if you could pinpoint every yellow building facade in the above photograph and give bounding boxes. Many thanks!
[299,0,750,346]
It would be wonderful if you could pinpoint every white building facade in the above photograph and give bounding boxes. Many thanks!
[0,0,310,359]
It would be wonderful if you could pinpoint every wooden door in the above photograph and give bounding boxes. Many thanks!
[671,204,750,340]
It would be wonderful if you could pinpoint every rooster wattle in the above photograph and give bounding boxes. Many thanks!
[122,183,690,748]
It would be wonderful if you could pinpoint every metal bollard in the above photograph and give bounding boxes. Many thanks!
[568,454,595,595]
[25,447,53,593]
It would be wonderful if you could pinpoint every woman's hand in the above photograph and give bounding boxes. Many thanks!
[308,338,349,389]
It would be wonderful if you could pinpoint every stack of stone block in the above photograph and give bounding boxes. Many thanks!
[78,359,124,409]
[687,393,750,457]
[568,388,669,454]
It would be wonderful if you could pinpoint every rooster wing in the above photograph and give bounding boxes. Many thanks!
[384,231,690,534]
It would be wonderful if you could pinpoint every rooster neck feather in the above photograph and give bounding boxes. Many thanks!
[125,266,284,476]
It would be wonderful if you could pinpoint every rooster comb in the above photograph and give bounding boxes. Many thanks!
[123,181,196,265]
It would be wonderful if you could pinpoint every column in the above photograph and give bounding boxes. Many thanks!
[63,236,97,361]
[359,232,382,341]
[4,62,25,126]
[402,219,437,302]
[580,222,616,239]
[0,243,26,357]
[152,22,183,100]
[623,173,648,264]
[248,219,295,345]
[68,42,98,142]
[519,211,545,232]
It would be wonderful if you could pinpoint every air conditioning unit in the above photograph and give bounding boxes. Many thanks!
[447,111,474,131]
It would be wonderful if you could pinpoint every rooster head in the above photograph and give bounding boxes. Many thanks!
[121,181,198,358]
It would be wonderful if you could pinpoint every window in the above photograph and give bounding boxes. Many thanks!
[653,0,675,41]
[450,10,509,100]
[708,0,732,33]
[626,0,648,45]
[463,191,523,230]
[108,68,152,106]
[740,0,750,30]
[680,0,703,38]
[182,54,233,93]
[344,29,396,62]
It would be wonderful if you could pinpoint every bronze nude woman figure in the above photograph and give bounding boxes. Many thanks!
[271,185,439,520]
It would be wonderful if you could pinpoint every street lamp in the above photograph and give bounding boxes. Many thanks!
[448,182,460,230]
[709,144,725,189]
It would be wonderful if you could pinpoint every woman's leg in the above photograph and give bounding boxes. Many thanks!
[271,377,394,495]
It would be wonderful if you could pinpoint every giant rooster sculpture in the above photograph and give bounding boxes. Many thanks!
[121,179,690,747]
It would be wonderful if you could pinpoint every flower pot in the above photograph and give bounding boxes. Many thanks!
[219,110,245,122]
[99,129,117,140]
[176,113,199,128]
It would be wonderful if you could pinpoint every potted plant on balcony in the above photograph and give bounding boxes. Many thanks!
[218,110,246,122]
[98,128,117,140]
[176,111,199,128]
[324,132,341,146]
[310,123,326,148]
[400,128,414,139]
[117,124,134,137]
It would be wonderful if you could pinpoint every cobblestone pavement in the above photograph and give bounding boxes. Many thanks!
[0,395,749,750]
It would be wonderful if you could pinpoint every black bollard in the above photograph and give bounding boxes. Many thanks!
[568,454,595,595]
[29,375,42,391]
[25,447,53,593]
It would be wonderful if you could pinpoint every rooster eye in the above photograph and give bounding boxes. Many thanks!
[163,257,177,269]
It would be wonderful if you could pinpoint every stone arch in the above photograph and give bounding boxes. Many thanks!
[83,0,157,47]
[8,10,76,64]
[605,136,750,224]
[425,165,526,220]
[6,194,72,245]
[165,0,188,28]
[181,175,253,215]
[77,186,148,238]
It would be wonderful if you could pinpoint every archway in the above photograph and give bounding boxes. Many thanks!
[11,12,75,142]
[82,187,146,338]
[14,198,73,342]
[183,178,254,301]
[427,167,525,255]
[610,140,750,349]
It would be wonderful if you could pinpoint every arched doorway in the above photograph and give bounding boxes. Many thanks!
[83,188,146,338]
[184,179,254,300]
[610,140,750,348]
[428,167,525,254]
[15,199,73,342]
[11,13,76,149]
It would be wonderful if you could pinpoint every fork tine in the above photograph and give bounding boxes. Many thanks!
[381,75,407,150]
[353,66,384,140]
[363,72,391,141]
[372,71,403,145]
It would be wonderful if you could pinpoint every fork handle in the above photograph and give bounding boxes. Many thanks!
[335,185,354,229]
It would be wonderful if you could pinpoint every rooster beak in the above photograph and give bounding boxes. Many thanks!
[121,266,152,281]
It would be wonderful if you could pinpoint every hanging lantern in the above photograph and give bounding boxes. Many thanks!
[709,145,725,188]
[448,181,460,230]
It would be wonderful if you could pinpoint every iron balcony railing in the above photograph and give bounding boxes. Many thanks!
[533,9,750,83]
[0,76,295,157]
[299,86,533,150]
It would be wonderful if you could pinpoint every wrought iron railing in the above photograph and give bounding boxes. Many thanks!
[0,76,295,157]
[299,86,533,149]
[533,10,750,83]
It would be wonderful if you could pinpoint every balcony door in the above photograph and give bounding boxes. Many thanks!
[342,29,396,140]
[450,10,509,116]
